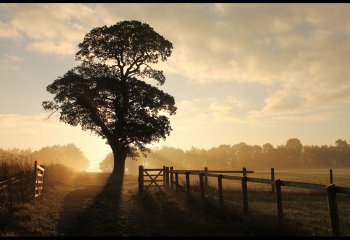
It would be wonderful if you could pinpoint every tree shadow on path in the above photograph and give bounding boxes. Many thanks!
[57,174,309,237]
[57,174,125,236]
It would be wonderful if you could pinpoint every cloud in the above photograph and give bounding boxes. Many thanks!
[209,96,247,122]
[0,53,23,70]
[172,99,211,126]
[0,3,101,56]
[170,96,247,128]
[91,3,350,116]
[1,3,350,118]
[0,21,20,38]
[172,94,340,129]
[0,113,66,133]
[26,40,77,56]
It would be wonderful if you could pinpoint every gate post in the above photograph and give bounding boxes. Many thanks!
[327,184,340,236]
[271,168,275,193]
[204,167,208,193]
[275,179,283,223]
[199,172,205,199]
[185,171,190,195]
[170,166,174,189]
[138,165,144,193]
[242,176,248,214]
[218,174,223,206]
[242,167,247,177]
[163,166,166,189]
[33,161,38,198]
[165,167,170,188]
[175,172,179,192]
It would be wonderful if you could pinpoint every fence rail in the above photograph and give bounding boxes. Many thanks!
[138,166,350,237]
[0,160,45,202]
[0,174,27,191]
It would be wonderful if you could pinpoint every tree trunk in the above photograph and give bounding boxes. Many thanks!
[111,146,127,179]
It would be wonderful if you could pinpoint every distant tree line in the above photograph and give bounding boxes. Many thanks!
[0,143,89,174]
[100,138,350,175]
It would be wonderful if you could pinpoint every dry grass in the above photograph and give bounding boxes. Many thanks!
[174,169,350,236]
[0,156,81,237]
[1,168,349,236]
[0,159,32,181]
[0,163,85,236]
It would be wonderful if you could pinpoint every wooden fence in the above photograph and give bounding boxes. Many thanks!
[138,166,350,237]
[33,161,45,198]
[0,161,45,201]
[138,166,253,192]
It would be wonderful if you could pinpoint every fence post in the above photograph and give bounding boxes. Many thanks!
[175,172,179,193]
[242,176,248,214]
[204,167,208,193]
[185,171,190,195]
[163,166,166,189]
[329,169,333,184]
[327,184,340,236]
[165,167,170,188]
[170,166,174,189]
[271,168,275,193]
[218,174,223,207]
[275,179,283,223]
[138,165,144,193]
[33,160,38,198]
[199,172,205,199]
[39,166,44,197]
[242,167,247,177]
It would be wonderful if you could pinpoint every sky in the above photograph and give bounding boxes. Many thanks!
[1,3,350,172]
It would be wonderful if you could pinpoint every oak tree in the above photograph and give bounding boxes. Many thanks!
[43,20,176,178]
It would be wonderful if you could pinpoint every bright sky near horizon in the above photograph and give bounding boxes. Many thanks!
[1,3,350,172]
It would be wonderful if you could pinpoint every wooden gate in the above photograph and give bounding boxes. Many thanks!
[33,161,45,198]
[138,166,164,192]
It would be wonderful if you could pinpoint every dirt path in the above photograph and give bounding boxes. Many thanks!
[57,174,181,236]
[56,173,303,237]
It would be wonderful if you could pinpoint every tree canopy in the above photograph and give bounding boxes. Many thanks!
[43,20,176,176]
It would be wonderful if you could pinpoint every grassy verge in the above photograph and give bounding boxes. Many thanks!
[176,171,350,236]
[0,184,75,236]
[132,187,307,236]
[0,164,80,236]
[1,170,348,236]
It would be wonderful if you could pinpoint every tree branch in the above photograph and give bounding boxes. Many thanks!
[77,95,114,141]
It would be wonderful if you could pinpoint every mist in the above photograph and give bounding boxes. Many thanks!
[99,138,350,175]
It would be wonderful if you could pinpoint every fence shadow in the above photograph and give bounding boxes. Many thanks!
[133,188,306,236]
[57,174,125,236]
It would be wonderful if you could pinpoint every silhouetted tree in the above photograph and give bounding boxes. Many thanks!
[250,145,263,168]
[154,146,185,168]
[262,143,274,153]
[334,139,350,167]
[285,138,303,167]
[286,138,303,152]
[43,21,176,178]
[232,142,251,167]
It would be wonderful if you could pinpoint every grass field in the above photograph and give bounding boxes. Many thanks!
[0,172,303,236]
[1,168,349,236]
[176,168,350,236]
